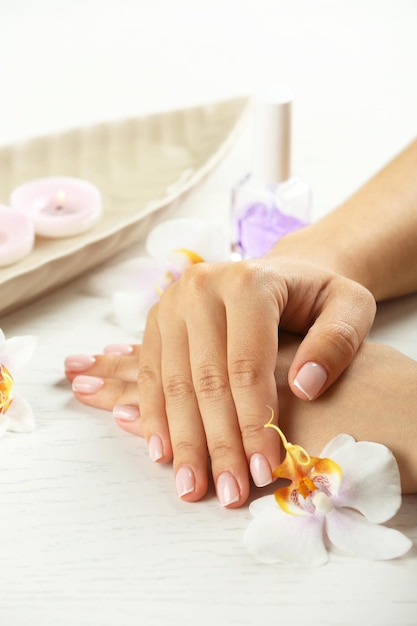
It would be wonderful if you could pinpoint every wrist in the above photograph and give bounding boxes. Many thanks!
[267,220,377,296]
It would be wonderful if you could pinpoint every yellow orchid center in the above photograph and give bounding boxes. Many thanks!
[154,248,205,296]
[172,248,204,265]
[264,407,342,515]
[0,363,14,414]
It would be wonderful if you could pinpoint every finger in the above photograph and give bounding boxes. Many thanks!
[71,374,139,412]
[219,263,282,487]
[179,267,249,507]
[113,404,145,437]
[103,344,141,356]
[138,304,173,465]
[288,277,376,400]
[153,284,209,502]
[65,353,140,383]
[71,374,143,436]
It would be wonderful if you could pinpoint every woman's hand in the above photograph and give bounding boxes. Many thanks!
[66,256,376,507]
[65,334,417,496]
[137,257,375,507]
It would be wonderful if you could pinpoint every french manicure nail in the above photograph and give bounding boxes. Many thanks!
[72,375,104,394]
[249,453,272,487]
[65,354,96,372]
[148,434,163,462]
[113,405,140,422]
[175,465,196,498]
[293,362,328,400]
[103,344,134,356]
[216,471,240,507]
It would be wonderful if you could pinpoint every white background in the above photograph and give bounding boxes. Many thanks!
[1,0,416,217]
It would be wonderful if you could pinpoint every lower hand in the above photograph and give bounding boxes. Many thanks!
[66,256,376,507]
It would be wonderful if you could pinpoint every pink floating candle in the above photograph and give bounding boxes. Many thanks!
[10,176,102,238]
[0,204,35,267]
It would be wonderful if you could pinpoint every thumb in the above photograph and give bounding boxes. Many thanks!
[287,281,376,400]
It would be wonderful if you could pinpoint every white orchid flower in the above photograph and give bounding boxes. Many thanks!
[0,329,38,437]
[87,218,228,335]
[244,411,412,567]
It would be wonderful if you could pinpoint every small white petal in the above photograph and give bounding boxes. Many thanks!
[0,329,5,345]
[326,508,412,560]
[244,505,328,567]
[0,335,38,375]
[320,433,356,458]
[146,218,228,263]
[5,394,35,432]
[0,414,11,437]
[249,495,279,516]
[112,290,158,335]
[330,440,402,523]
[85,257,164,297]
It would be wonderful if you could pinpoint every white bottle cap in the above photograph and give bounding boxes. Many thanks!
[252,86,293,186]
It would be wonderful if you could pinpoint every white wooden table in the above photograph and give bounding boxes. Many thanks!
[1,2,416,624]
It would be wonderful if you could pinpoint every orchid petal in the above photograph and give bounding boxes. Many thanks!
[0,329,5,346]
[329,440,402,523]
[326,508,412,560]
[86,257,165,297]
[5,394,35,432]
[0,336,38,375]
[244,503,328,566]
[112,290,158,335]
[320,433,356,457]
[0,414,10,438]
[248,495,280,516]
[146,218,228,263]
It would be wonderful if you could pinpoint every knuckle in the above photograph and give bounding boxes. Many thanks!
[172,438,198,458]
[325,320,361,360]
[355,284,377,320]
[208,436,236,460]
[138,363,158,387]
[229,358,262,389]
[195,366,229,400]
[163,374,194,400]
[227,261,264,297]
[240,419,264,442]
[181,262,213,294]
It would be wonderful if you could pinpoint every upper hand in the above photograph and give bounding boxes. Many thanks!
[137,256,376,507]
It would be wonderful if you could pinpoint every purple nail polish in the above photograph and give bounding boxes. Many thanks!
[231,87,311,260]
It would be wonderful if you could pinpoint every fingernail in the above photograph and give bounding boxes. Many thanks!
[249,453,272,487]
[148,434,163,462]
[175,465,196,498]
[216,471,240,507]
[293,362,328,400]
[113,405,140,422]
[72,375,104,394]
[65,354,96,372]
[103,344,134,356]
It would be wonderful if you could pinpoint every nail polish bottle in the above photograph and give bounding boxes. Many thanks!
[231,87,312,260]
